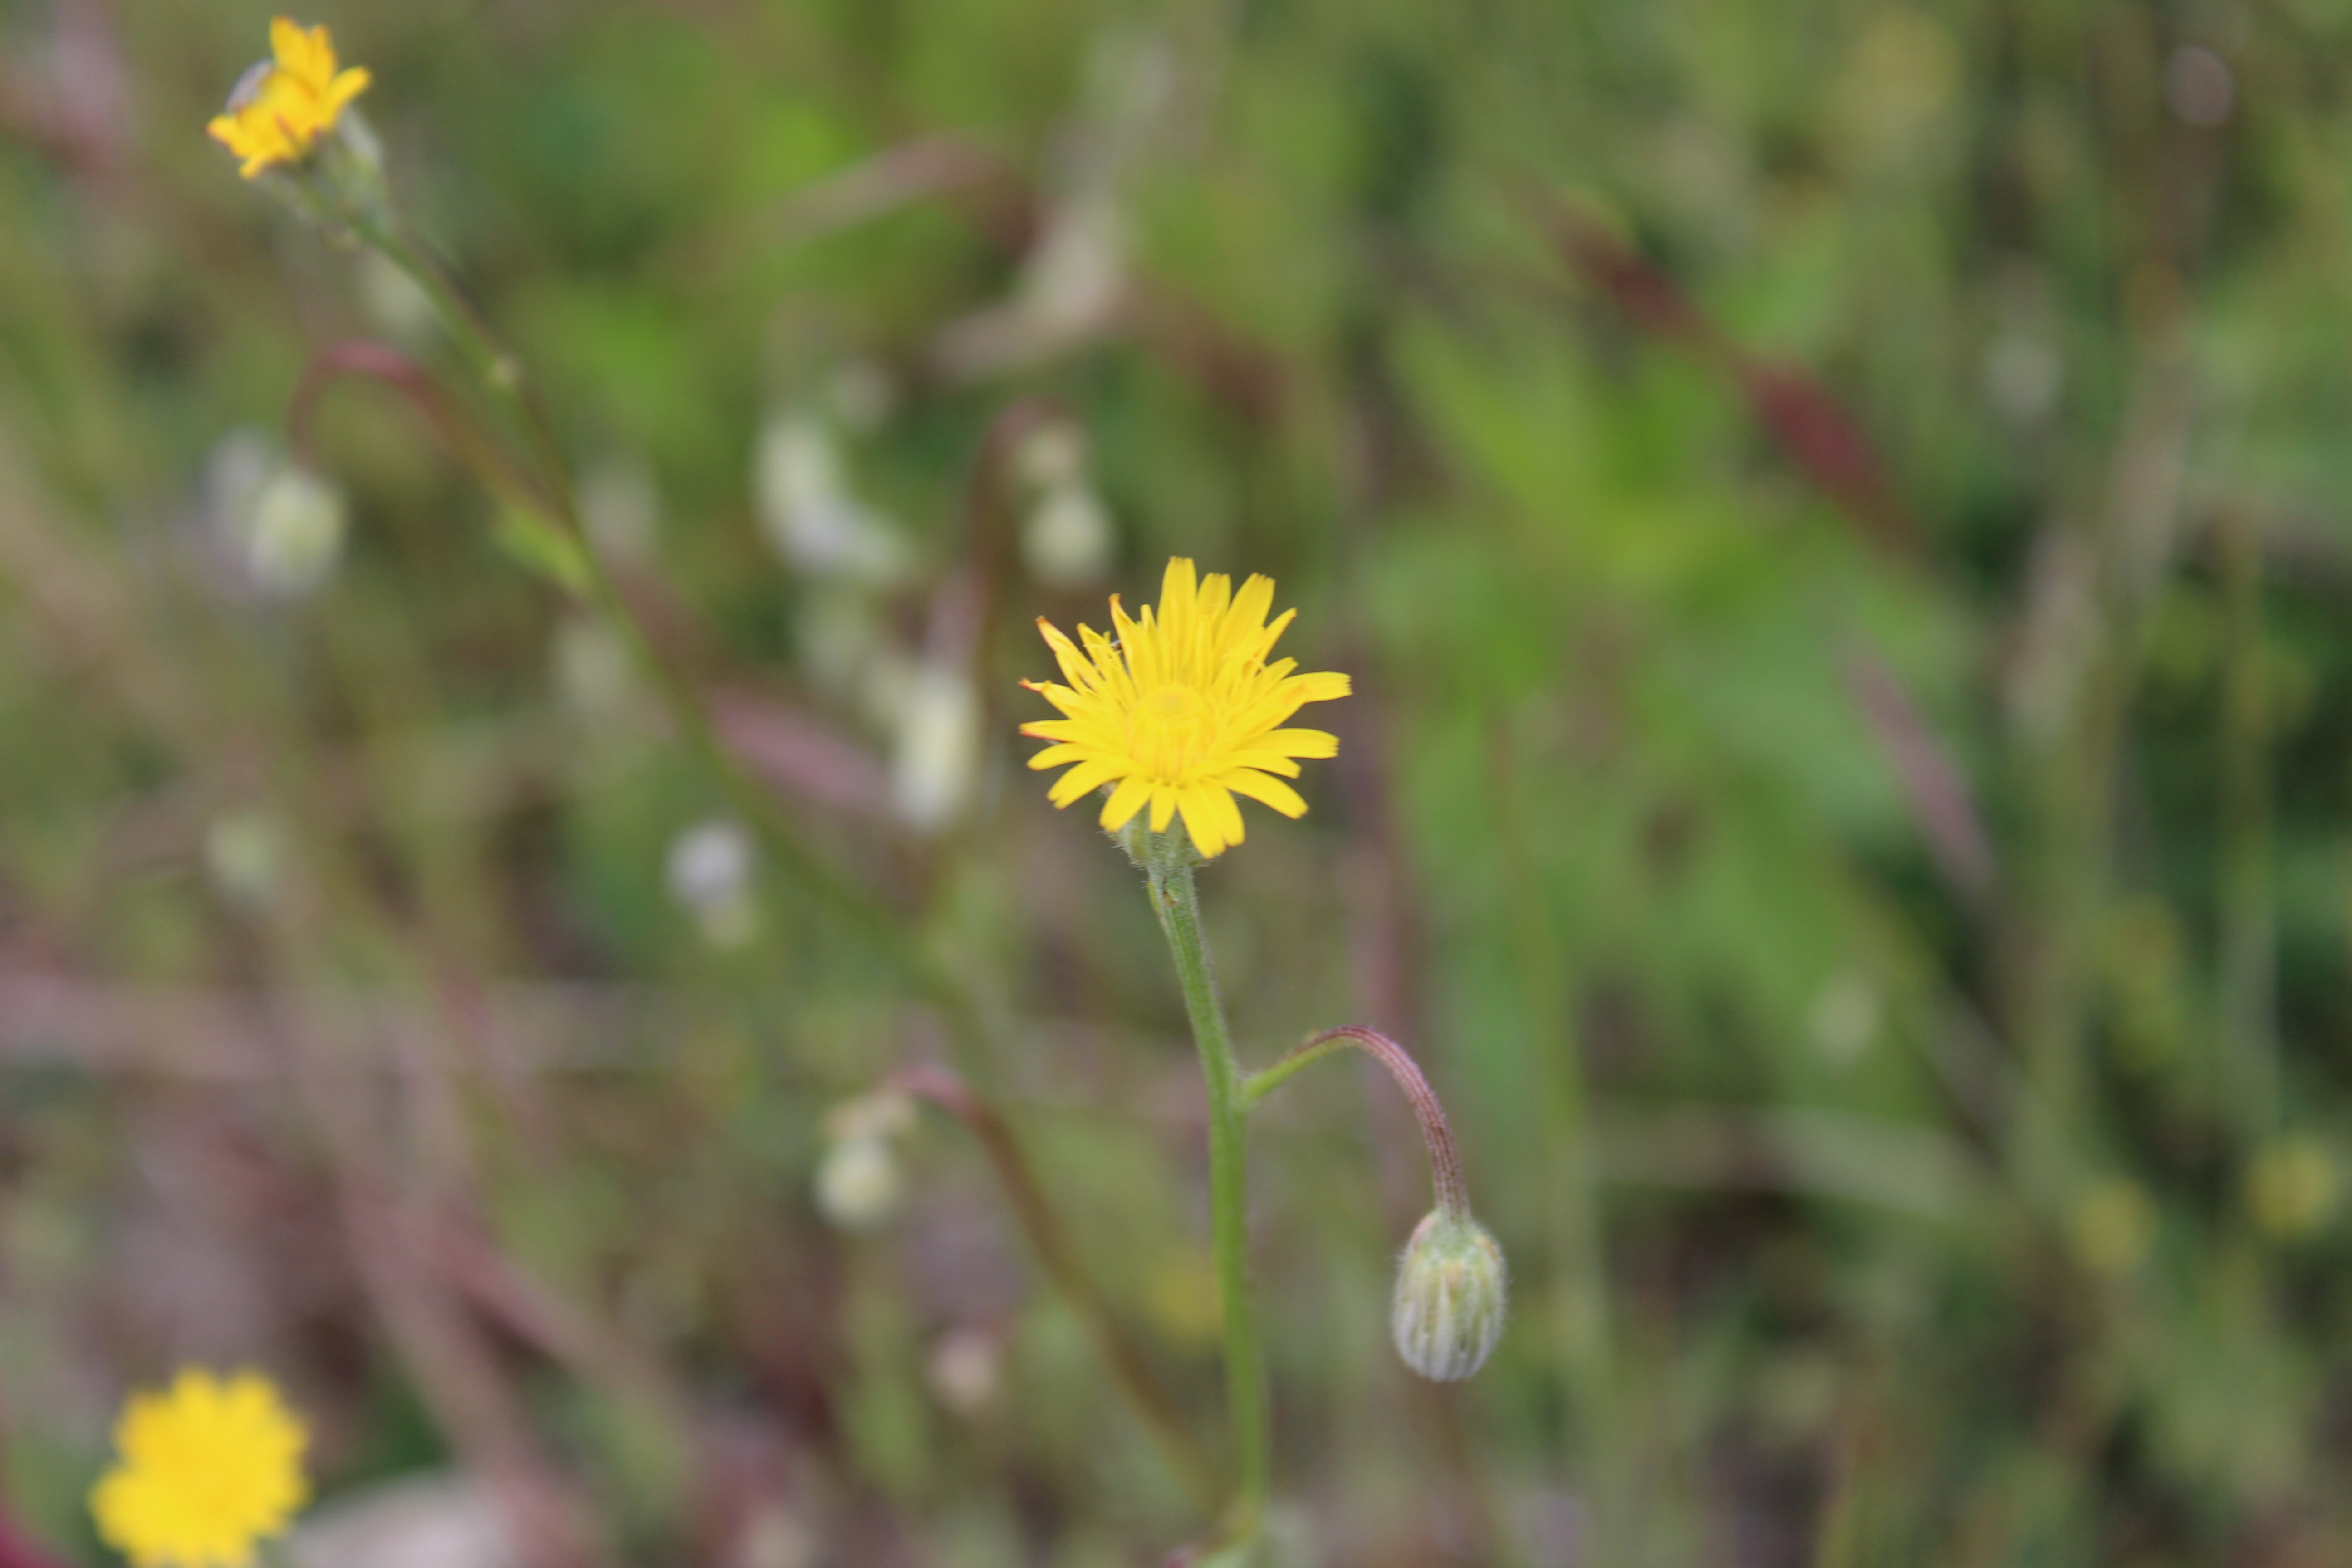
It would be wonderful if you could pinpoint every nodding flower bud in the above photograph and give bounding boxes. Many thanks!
[1391,1210,1508,1382]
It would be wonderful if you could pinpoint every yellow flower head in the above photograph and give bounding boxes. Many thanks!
[90,1368,310,1568]
[1021,558,1350,858]
[205,19,371,179]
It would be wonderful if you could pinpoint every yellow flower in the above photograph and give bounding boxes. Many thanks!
[205,18,371,179]
[90,1368,310,1568]
[2247,1134,2338,1240]
[1021,557,1349,858]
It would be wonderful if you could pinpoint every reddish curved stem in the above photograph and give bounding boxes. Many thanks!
[0,1509,67,1568]
[287,339,559,524]
[882,1064,1221,1511]
[1248,1025,1470,1220]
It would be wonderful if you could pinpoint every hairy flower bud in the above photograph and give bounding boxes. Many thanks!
[1391,1210,1507,1382]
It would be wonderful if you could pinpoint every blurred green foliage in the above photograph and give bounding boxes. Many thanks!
[5,0,2352,1563]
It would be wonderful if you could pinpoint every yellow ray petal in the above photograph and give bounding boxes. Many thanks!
[1224,573,1275,643]
[1252,607,1298,661]
[1108,595,1148,683]
[1218,750,1304,778]
[270,17,309,70]
[1178,787,1228,858]
[1286,671,1352,702]
[1222,768,1308,818]
[1100,774,1152,831]
[1193,571,1233,654]
[1259,727,1340,758]
[1209,783,1247,850]
[1036,619,1093,689]
[1160,558,1198,623]
[325,67,371,114]
[1047,756,1129,806]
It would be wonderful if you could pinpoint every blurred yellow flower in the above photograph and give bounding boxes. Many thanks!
[90,1368,309,1568]
[1144,1245,1224,1346]
[2070,1176,2156,1280]
[205,18,371,179]
[1021,558,1349,858]
[2247,1134,2337,1240]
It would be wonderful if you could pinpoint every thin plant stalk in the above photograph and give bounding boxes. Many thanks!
[887,1064,1224,1511]
[1147,860,1271,1540]
[1244,1025,1466,1218]
[327,210,1029,1093]
[349,214,920,970]
[302,200,1231,1487]
[2217,501,2277,1136]
[1241,1025,1513,1558]
[1488,716,1618,1537]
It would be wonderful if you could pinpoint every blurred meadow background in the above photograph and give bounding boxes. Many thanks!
[4,0,2352,1563]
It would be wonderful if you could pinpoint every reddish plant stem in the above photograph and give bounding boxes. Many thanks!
[883,1064,1221,1512]
[0,1508,67,1568]
[288,339,560,529]
[1245,1025,1469,1220]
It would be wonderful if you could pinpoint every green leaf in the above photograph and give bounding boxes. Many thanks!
[491,504,590,595]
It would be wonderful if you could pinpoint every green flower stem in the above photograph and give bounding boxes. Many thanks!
[325,184,1226,1504]
[1243,1026,1469,1220]
[339,211,973,1038]
[350,218,527,459]
[2217,500,2277,1137]
[1147,860,1270,1540]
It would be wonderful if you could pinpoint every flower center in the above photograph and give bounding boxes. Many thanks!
[1130,684,1211,779]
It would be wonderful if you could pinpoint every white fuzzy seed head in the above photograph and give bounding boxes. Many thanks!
[889,662,982,832]
[1020,480,1113,587]
[665,818,754,913]
[245,464,347,597]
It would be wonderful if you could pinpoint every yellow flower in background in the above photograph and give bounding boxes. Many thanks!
[205,18,371,179]
[91,1368,310,1568]
[2247,1134,2338,1240]
[1021,558,1349,858]
[2069,1176,2156,1280]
